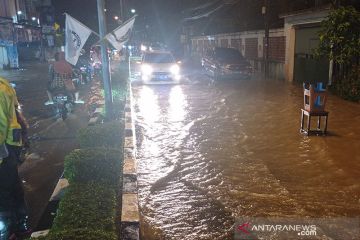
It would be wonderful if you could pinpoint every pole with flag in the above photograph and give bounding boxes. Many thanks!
[104,15,136,51]
[64,13,92,65]
[97,0,113,119]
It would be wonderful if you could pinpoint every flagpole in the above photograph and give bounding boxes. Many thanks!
[97,0,113,119]
[120,0,124,22]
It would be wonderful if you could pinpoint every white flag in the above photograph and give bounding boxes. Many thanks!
[65,13,92,65]
[105,16,136,50]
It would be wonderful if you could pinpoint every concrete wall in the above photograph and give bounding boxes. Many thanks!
[191,28,286,80]
[190,9,331,82]
[283,9,330,82]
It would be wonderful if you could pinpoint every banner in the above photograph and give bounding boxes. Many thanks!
[65,13,92,65]
[105,16,136,50]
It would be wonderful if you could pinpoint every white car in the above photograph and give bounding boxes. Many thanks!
[139,50,181,83]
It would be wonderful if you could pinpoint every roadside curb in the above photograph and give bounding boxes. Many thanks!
[31,94,105,238]
[31,83,138,239]
[31,99,105,238]
[121,83,140,240]
[30,173,68,238]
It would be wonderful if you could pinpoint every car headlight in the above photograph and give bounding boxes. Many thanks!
[170,64,180,74]
[141,45,147,51]
[141,64,153,75]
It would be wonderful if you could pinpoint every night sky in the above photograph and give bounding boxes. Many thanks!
[53,0,193,45]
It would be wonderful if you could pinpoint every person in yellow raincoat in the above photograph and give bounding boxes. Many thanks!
[0,77,31,237]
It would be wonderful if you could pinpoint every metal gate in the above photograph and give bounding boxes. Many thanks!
[294,25,329,84]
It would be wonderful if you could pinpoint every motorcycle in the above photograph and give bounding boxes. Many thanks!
[76,54,93,84]
[92,61,102,77]
[52,91,74,120]
[79,64,92,84]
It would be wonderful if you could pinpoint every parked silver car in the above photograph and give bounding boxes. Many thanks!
[201,47,252,80]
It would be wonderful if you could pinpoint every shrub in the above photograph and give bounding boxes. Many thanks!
[51,183,117,233]
[317,6,360,65]
[64,148,122,186]
[316,6,360,101]
[35,229,117,240]
[77,121,124,148]
[330,65,360,101]
[112,77,128,119]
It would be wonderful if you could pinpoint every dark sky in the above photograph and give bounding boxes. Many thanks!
[53,0,190,46]
[54,1,186,32]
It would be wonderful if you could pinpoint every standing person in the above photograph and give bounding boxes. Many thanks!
[45,51,84,105]
[90,46,102,77]
[0,77,31,238]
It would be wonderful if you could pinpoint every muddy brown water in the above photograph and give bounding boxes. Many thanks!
[132,75,360,239]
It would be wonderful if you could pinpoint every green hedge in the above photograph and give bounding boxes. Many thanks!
[36,229,117,240]
[64,148,122,186]
[331,66,360,102]
[100,62,128,119]
[77,121,124,148]
[51,183,117,233]
[32,74,127,239]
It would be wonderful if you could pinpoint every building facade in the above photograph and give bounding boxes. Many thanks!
[0,0,54,68]
[186,1,334,82]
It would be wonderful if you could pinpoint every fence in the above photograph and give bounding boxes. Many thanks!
[191,28,286,80]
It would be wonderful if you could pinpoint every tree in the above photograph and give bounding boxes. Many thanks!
[317,6,360,64]
[316,6,360,101]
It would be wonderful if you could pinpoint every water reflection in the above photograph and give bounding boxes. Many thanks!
[133,79,360,240]
[137,86,160,123]
[168,86,187,122]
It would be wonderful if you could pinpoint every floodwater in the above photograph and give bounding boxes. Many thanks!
[132,71,360,239]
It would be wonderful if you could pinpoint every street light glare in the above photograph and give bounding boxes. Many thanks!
[114,16,119,20]
[131,9,136,14]
[17,11,22,15]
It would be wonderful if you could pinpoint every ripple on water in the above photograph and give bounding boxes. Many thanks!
[134,81,360,239]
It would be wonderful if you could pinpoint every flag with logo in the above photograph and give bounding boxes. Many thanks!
[105,16,136,50]
[65,13,92,65]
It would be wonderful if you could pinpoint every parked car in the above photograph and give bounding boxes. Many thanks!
[201,47,252,80]
[139,50,181,83]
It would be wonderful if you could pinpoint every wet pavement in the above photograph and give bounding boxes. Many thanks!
[0,62,90,228]
[132,66,360,239]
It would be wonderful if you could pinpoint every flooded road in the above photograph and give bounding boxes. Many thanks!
[1,62,90,227]
[132,69,360,239]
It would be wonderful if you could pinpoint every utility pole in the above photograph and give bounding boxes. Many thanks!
[97,0,113,119]
[263,0,269,79]
[120,0,124,22]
